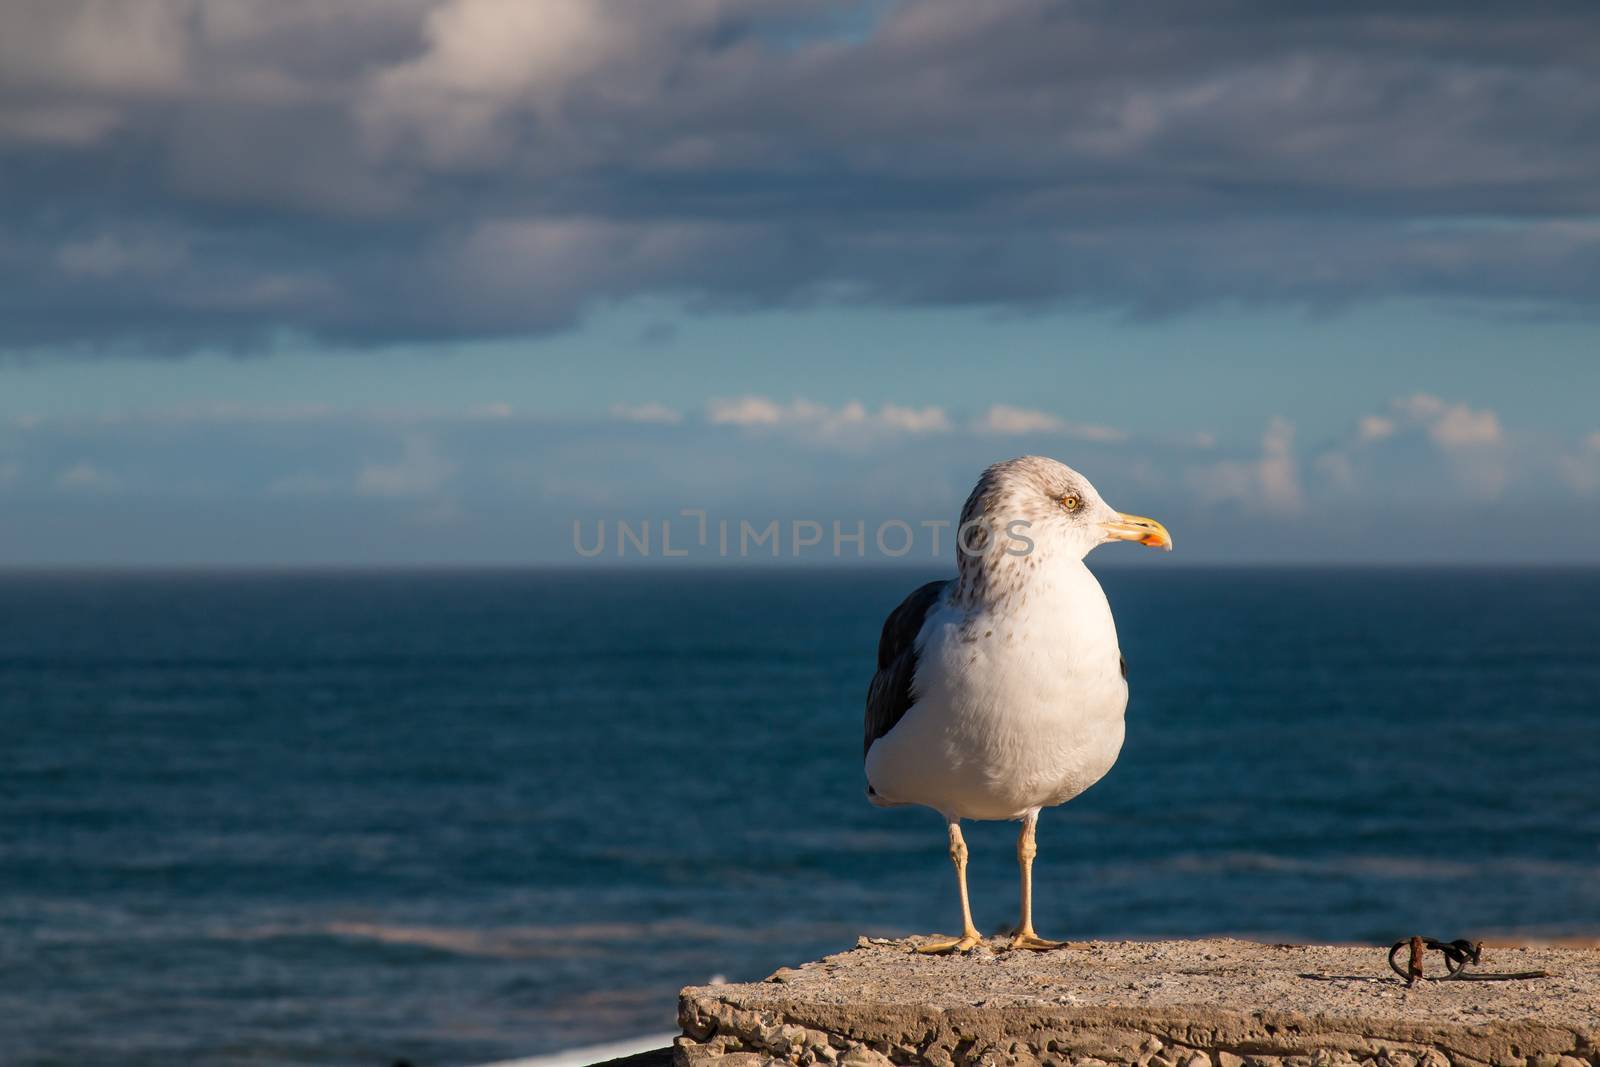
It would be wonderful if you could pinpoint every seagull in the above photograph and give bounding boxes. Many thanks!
[864,456,1171,953]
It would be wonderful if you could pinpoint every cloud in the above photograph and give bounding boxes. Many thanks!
[706,396,949,439]
[1320,394,1510,500]
[6,396,1600,564]
[1257,416,1302,513]
[359,0,644,166]
[1428,405,1502,449]
[355,435,454,497]
[878,404,952,434]
[1347,394,1504,453]
[1330,394,1509,463]
[0,1,189,146]
[973,404,1126,442]
[1558,431,1600,495]
[1393,394,1501,448]
[53,232,188,278]
[1314,449,1355,490]
[1357,415,1395,443]
[975,404,1062,435]
[56,460,115,491]
[1196,415,1302,515]
[5,2,1600,352]
[609,401,683,425]
[706,395,787,428]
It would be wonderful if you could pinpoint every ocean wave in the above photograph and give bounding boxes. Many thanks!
[206,917,866,959]
[1092,851,1600,882]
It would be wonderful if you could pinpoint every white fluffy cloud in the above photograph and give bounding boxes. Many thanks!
[878,404,952,434]
[1257,416,1302,512]
[706,396,780,427]
[1357,414,1396,443]
[359,0,650,166]
[706,396,950,438]
[973,404,1126,442]
[1317,394,1510,500]
[1393,394,1502,448]
[1196,415,1303,515]
[975,404,1060,435]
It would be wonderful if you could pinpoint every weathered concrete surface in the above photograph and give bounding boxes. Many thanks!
[677,937,1599,1067]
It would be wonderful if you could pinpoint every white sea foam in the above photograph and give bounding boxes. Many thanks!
[468,1031,677,1067]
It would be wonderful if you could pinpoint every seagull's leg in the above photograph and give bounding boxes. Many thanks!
[915,819,982,954]
[1010,809,1067,951]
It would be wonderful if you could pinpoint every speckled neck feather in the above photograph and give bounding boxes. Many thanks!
[953,457,1071,610]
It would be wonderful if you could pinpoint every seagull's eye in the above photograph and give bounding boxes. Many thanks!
[1061,494,1081,512]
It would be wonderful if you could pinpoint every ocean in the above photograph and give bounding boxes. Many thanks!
[3,567,1597,1066]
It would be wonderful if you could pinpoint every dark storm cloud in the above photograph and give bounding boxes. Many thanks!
[3,0,1598,352]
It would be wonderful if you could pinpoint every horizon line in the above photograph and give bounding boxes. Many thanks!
[2,560,1599,575]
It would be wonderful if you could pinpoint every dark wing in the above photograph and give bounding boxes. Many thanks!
[863,579,950,759]
[1120,652,1127,680]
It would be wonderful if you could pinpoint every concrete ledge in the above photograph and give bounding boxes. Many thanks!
[677,937,1598,1067]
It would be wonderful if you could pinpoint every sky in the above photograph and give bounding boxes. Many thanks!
[1,1,1598,566]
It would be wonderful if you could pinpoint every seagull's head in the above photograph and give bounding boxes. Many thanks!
[959,456,1172,568]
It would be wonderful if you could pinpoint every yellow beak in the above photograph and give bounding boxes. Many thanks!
[1101,512,1172,551]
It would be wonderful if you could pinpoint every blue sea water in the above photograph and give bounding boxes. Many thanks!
[2,567,1597,1067]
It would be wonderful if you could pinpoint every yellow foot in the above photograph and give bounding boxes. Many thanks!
[915,933,983,954]
[1009,931,1070,951]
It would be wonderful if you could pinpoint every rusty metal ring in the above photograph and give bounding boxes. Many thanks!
[1388,936,1480,983]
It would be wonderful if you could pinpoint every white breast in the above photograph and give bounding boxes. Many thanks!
[864,562,1128,821]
